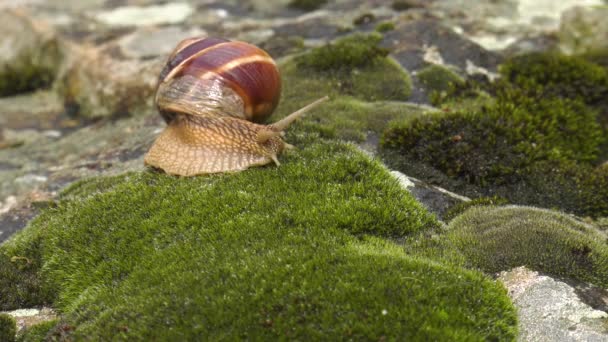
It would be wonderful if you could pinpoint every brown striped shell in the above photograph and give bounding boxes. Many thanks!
[144,36,328,176]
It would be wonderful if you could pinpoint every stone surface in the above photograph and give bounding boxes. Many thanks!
[391,170,469,220]
[93,3,195,27]
[2,307,57,333]
[559,5,608,55]
[56,43,161,118]
[499,267,608,342]
[0,9,63,95]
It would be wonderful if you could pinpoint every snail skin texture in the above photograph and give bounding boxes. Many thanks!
[144,37,328,176]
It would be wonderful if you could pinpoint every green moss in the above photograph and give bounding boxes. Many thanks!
[381,95,603,186]
[0,140,519,340]
[448,206,608,286]
[391,0,417,11]
[0,313,16,342]
[0,233,54,310]
[0,41,60,97]
[287,0,327,11]
[444,196,510,222]
[499,52,608,105]
[16,320,58,342]
[353,13,375,26]
[273,54,415,143]
[375,21,395,33]
[581,49,608,70]
[295,33,389,72]
[416,64,464,96]
[578,164,608,217]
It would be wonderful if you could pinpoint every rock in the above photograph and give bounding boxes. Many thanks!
[391,170,469,220]
[2,307,57,334]
[93,3,195,27]
[559,5,608,55]
[382,20,502,73]
[0,9,63,96]
[116,26,205,60]
[56,43,161,118]
[499,267,608,342]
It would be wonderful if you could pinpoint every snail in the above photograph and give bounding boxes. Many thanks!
[144,36,328,176]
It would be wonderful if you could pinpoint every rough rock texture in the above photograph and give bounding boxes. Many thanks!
[500,267,608,342]
[1,307,56,334]
[559,5,608,55]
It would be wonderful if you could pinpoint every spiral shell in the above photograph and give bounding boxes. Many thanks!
[144,36,327,176]
[156,37,282,123]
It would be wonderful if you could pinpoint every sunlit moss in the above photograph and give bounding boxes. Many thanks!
[448,206,608,286]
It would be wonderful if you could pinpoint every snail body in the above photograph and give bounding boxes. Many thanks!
[144,37,328,176]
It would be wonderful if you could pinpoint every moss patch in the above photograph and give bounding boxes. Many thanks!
[0,140,519,340]
[295,33,389,72]
[273,37,415,143]
[448,206,608,286]
[16,320,57,342]
[416,64,464,95]
[380,55,608,217]
[375,21,395,33]
[499,52,608,105]
[0,40,61,97]
[381,96,603,185]
[444,196,509,222]
[0,313,16,342]
[288,0,327,11]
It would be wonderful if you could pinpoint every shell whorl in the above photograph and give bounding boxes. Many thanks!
[145,36,329,176]
[156,37,282,123]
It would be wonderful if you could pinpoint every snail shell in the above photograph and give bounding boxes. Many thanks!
[144,36,328,176]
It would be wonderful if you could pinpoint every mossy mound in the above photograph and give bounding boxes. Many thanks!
[16,320,57,342]
[448,206,608,286]
[416,64,464,96]
[0,313,16,342]
[499,52,608,105]
[381,96,603,185]
[375,21,396,33]
[288,0,327,11]
[0,141,519,340]
[296,33,389,72]
[0,41,60,97]
[287,33,411,103]
[273,37,415,143]
[444,196,509,222]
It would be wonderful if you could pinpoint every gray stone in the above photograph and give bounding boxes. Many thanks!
[93,3,195,27]
[499,267,608,342]
[382,20,503,74]
[559,5,608,55]
[117,26,205,60]
[0,9,63,95]
[56,43,162,119]
[391,170,469,220]
[2,307,57,334]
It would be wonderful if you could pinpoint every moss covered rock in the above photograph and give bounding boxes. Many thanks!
[296,33,388,72]
[448,206,608,286]
[499,52,608,105]
[273,35,415,143]
[15,320,57,342]
[0,313,16,342]
[381,96,603,186]
[0,141,518,340]
[416,64,464,95]
[288,33,411,103]
[288,0,327,11]
[0,10,62,97]
[444,196,509,222]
